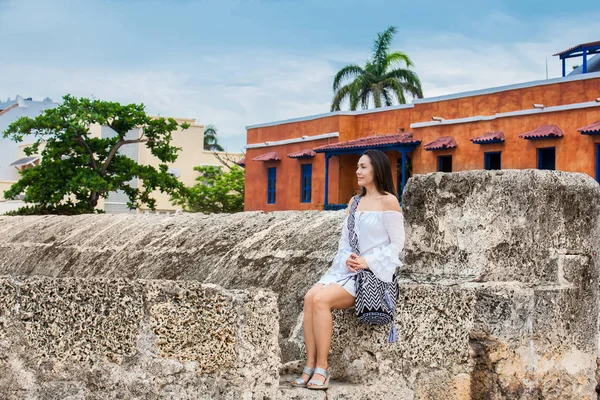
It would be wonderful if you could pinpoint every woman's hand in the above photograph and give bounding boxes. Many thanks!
[346,253,369,273]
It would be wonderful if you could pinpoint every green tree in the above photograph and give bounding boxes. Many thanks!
[2,95,189,214]
[331,26,423,111]
[172,165,244,213]
[204,124,224,151]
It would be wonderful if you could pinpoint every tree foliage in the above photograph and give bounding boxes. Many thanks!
[203,124,224,151]
[2,95,189,214]
[171,165,244,214]
[331,26,423,111]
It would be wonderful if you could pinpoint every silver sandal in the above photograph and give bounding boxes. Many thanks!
[290,366,314,388]
[307,367,330,390]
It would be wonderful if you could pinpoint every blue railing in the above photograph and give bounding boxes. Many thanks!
[324,204,348,211]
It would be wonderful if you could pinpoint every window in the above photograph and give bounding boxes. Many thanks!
[537,147,555,170]
[267,167,276,204]
[437,155,452,172]
[301,164,312,203]
[596,144,600,183]
[484,152,502,170]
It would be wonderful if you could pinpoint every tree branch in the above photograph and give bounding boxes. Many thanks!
[101,138,148,175]
[210,150,245,169]
[75,136,98,170]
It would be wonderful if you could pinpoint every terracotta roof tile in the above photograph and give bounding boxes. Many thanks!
[553,41,600,57]
[423,136,457,151]
[577,120,600,134]
[236,156,246,166]
[252,151,281,162]
[470,131,505,144]
[314,132,419,152]
[518,125,564,140]
[287,149,316,158]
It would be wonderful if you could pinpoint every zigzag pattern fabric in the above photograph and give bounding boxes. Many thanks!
[355,270,397,325]
[348,195,399,332]
[347,196,360,255]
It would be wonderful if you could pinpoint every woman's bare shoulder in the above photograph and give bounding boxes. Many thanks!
[381,193,401,212]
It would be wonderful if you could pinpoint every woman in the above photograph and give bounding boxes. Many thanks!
[291,149,405,390]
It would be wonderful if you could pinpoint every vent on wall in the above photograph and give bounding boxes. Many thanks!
[167,168,181,178]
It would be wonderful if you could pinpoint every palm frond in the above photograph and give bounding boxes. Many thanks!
[332,64,364,91]
[204,124,217,136]
[381,78,408,104]
[382,90,395,107]
[330,25,423,111]
[330,83,354,112]
[383,69,423,98]
[384,51,414,70]
[349,81,361,111]
[372,26,397,73]
[203,124,223,151]
[358,87,370,110]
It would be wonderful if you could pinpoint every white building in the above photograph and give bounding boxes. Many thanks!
[0,96,58,214]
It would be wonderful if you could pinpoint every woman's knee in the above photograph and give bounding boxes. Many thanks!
[312,293,330,310]
[304,288,318,306]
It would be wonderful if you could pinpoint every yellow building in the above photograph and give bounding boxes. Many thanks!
[4,118,243,214]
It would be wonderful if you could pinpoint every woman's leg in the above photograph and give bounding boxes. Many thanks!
[294,284,324,384]
[308,283,354,386]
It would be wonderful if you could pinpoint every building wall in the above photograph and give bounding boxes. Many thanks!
[0,97,58,182]
[350,108,413,141]
[412,77,600,122]
[245,138,336,211]
[412,107,600,176]
[245,73,600,212]
[135,119,243,213]
[248,115,342,144]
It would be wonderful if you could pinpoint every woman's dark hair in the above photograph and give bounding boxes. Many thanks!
[359,149,398,198]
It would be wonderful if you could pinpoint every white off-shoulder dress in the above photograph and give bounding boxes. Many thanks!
[317,210,405,297]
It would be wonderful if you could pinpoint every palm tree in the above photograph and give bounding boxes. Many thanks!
[331,26,423,111]
[203,124,224,151]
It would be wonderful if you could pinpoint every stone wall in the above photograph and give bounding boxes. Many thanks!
[0,210,343,362]
[0,169,599,399]
[0,276,280,399]
[398,170,600,399]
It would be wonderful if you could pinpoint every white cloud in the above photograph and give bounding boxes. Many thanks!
[2,8,599,153]
[0,52,338,151]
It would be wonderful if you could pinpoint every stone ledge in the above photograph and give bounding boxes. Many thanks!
[402,169,600,285]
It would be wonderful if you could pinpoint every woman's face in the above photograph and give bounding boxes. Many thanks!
[356,155,374,187]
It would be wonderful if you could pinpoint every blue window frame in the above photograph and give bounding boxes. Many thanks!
[267,167,276,204]
[437,155,452,172]
[484,151,502,170]
[596,144,600,183]
[301,164,312,203]
[537,147,555,170]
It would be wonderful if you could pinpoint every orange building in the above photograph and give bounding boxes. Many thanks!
[245,71,600,211]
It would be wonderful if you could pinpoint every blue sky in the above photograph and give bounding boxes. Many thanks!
[2,0,599,152]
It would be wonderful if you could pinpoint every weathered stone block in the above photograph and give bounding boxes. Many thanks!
[0,276,280,399]
[402,170,600,285]
[327,283,475,386]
